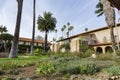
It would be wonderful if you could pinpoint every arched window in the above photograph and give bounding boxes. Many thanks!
[105,46,113,53]
[96,47,103,53]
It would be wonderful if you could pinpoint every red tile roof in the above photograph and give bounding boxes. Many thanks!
[19,37,51,45]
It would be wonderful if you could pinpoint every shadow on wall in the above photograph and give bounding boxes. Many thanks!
[103,36,108,43]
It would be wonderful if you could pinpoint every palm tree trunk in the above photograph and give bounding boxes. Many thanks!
[30,0,36,55]
[101,0,116,56]
[9,0,23,58]
[110,27,116,55]
[44,31,48,53]
[55,32,57,40]
[62,31,63,38]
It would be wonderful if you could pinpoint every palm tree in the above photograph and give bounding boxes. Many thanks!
[37,11,57,53]
[9,0,23,58]
[0,25,8,34]
[35,35,44,40]
[95,0,116,56]
[95,1,103,17]
[69,26,74,36]
[68,27,71,37]
[85,28,88,32]
[63,25,66,38]
[2,26,8,33]
[51,37,56,52]
[66,31,69,38]
[54,29,57,40]
[61,27,64,38]
[67,22,70,38]
[30,0,36,55]
[67,22,70,27]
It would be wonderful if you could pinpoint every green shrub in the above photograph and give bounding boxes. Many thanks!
[76,49,95,58]
[45,51,56,57]
[85,49,95,56]
[114,58,120,65]
[57,52,74,57]
[47,51,76,58]
[0,61,34,70]
[18,44,43,54]
[78,63,99,75]
[33,48,43,56]
[58,64,79,75]
[97,53,113,60]
[54,57,99,75]
[1,77,14,80]
[116,50,120,56]
[36,62,56,76]
[102,65,120,76]
[79,42,89,53]
[57,62,99,75]
[60,43,70,51]
[79,40,95,58]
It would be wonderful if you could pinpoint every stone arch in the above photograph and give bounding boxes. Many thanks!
[105,46,113,53]
[96,47,103,53]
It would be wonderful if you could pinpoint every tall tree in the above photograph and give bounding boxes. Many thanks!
[54,29,57,40]
[35,35,44,40]
[95,0,116,56]
[67,22,70,27]
[63,25,66,38]
[85,28,88,32]
[61,27,64,38]
[95,1,103,17]
[0,25,8,34]
[68,26,74,36]
[0,33,13,52]
[101,0,116,56]
[30,0,36,55]
[67,22,70,38]
[37,11,57,53]
[9,0,23,58]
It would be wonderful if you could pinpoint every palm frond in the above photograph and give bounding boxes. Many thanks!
[95,1,103,17]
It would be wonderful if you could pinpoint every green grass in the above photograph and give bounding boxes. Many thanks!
[0,55,48,70]
[102,65,120,76]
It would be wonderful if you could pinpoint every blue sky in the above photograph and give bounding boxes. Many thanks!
[0,0,119,41]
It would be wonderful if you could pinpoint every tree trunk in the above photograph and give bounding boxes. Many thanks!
[30,0,36,55]
[4,41,7,52]
[110,27,116,55]
[9,0,23,58]
[44,31,48,53]
[101,0,116,56]
[55,32,57,40]
[62,31,63,38]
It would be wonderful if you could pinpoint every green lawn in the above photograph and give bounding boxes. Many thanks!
[0,55,48,70]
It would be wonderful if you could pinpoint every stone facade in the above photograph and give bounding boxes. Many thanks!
[51,24,120,53]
